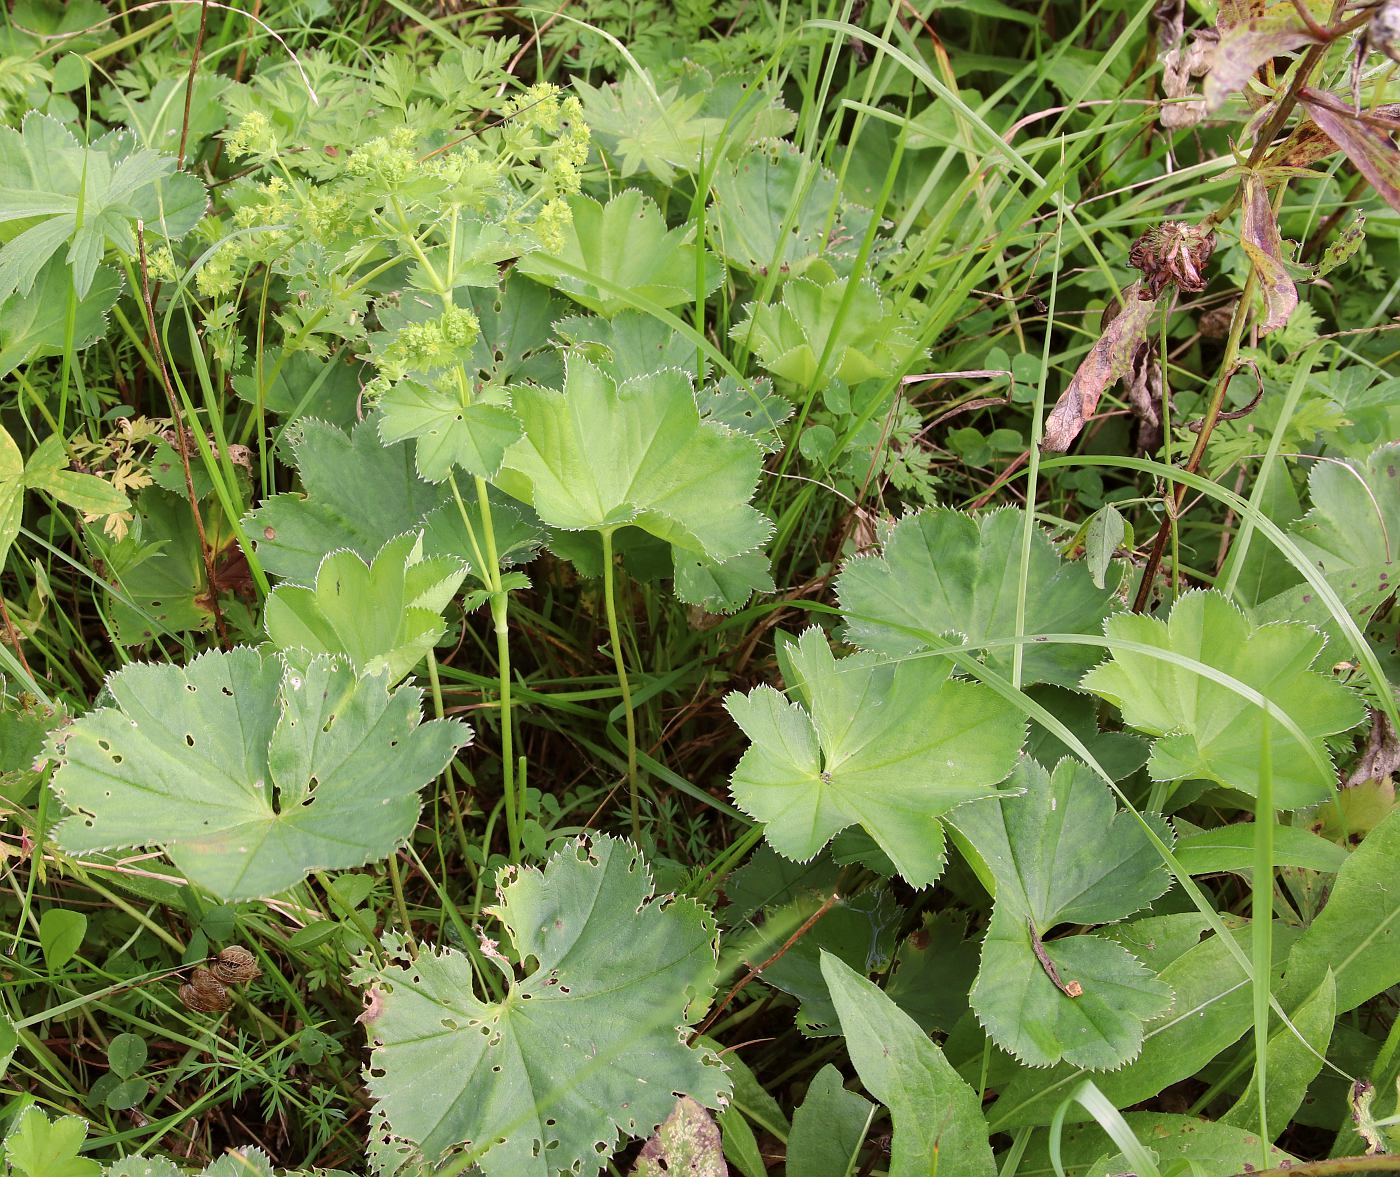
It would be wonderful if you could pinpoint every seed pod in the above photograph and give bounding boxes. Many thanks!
[179,967,230,1013]
[211,945,260,985]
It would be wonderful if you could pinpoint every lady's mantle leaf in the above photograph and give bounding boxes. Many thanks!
[953,759,1174,1069]
[516,190,721,316]
[48,649,469,900]
[0,112,206,299]
[497,357,770,562]
[836,507,1118,688]
[1081,591,1363,808]
[357,835,729,1177]
[821,953,997,1177]
[0,256,122,379]
[723,627,1024,888]
[264,532,467,683]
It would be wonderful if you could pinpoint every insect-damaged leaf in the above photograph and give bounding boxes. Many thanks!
[723,627,1024,888]
[1042,284,1158,454]
[1299,90,1400,216]
[633,1097,726,1177]
[1240,173,1297,334]
[48,649,469,900]
[357,835,729,1177]
[1202,4,1317,112]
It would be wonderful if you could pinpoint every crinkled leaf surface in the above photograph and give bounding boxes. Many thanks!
[377,380,521,482]
[357,835,730,1177]
[697,375,792,452]
[574,71,725,184]
[48,649,469,900]
[1080,590,1363,807]
[0,255,121,378]
[0,112,206,299]
[553,310,698,385]
[264,532,466,682]
[724,627,1024,887]
[497,358,770,562]
[516,190,721,315]
[822,953,997,1177]
[953,758,1173,1069]
[836,507,1119,688]
[248,416,541,585]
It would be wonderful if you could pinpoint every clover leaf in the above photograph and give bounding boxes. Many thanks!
[724,627,1024,887]
[1081,590,1364,808]
[48,649,469,900]
[356,834,729,1177]
[496,357,770,563]
[836,506,1120,688]
[952,758,1173,1069]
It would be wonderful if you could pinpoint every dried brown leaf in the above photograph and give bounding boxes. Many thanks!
[1300,90,1400,215]
[1346,708,1400,787]
[1161,30,1217,128]
[1240,174,1298,334]
[633,1096,727,1177]
[1126,341,1165,456]
[1042,284,1159,454]
[1204,4,1316,111]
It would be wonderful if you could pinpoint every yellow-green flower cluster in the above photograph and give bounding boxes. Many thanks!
[226,110,278,162]
[348,127,420,187]
[377,304,481,381]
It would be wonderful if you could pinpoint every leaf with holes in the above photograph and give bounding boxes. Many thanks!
[47,649,469,900]
[952,758,1174,1069]
[356,834,729,1177]
[836,507,1119,688]
[724,627,1024,888]
[1081,590,1363,808]
[0,112,206,299]
[264,532,466,682]
[516,190,721,316]
[496,357,770,563]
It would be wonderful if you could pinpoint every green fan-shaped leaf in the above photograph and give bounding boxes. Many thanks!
[723,627,1024,888]
[0,256,121,378]
[822,953,997,1177]
[377,380,520,482]
[953,758,1173,1069]
[1080,590,1363,808]
[497,357,770,563]
[4,1106,100,1177]
[48,649,469,900]
[553,310,698,384]
[516,190,721,316]
[697,375,792,453]
[836,507,1119,688]
[264,532,466,682]
[574,70,726,183]
[673,549,774,615]
[0,112,206,299]
[357,834,730,1177]
[711,140,876,278]
[731,266,914,389]
[247,416,541,585]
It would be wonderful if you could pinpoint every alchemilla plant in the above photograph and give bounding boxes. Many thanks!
[2,1,1400,1175]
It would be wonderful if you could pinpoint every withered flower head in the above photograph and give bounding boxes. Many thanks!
[1128,221,1216,299]
[179,967,231,1013]
[210,945,261,985]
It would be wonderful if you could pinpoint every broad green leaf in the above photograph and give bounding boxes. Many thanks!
[952,759,1172,1068]
[1278,806,1400,1012]
[516,190,721,316]
[1081,591,1363,807]
[0,256,122,378]
[0,112,206,299]
[732,266,914,388]
[1173,822,1348,875]
[497,358,770,563]
[264,532,466,682]
[822,953,997,1177]
[377,380,520,482]
[39,907,86,970]
[248,416,541,585]
[886,912,980,1034]
[49,649,469,900]
[23,435,127,516]
[724,627,1024,888]
[553,310,698,384]
[836,507,1119,688]
[989,924,1300,1129]
[3,1106,100,1177]
[633,1097,725,1177]
[106,1033,147,1080]
[711,140,875,278]
[357,835,730,1176]
[574,71,726,183]
[785,1063,873,1177]
[696,375,792,452]
[1223,969,1335,1133]
[0,423,22,568]
[970,908,1171,1070]
[672,549,774,615]
[1085,1113,1296,1177]
[0,1011,15,1084]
